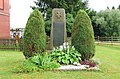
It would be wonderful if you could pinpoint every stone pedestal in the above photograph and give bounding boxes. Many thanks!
[50,8,67,49]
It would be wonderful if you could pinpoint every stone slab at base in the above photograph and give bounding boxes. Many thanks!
[57,65,100,71]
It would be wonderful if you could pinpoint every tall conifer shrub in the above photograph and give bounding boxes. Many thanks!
[23,9,46,58]
[71,10,95,61]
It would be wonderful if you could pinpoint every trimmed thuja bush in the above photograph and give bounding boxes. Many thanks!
[71,10,95,61]
[23,9,46,58]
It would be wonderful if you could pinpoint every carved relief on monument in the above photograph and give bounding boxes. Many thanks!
[55,11,62,19]
[52,9,65,22]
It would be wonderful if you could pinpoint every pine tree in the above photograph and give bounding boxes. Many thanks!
[23,9,46,58]
[71,10,95,61]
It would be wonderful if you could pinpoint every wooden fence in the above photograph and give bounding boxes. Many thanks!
[95,36,120,42]
[0,37,120,51]
[95,36,120,45]
[0,39,22,51]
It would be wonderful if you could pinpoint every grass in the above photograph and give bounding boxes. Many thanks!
[0,45,120,79]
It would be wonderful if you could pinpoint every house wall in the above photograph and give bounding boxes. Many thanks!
[0,0,10,39]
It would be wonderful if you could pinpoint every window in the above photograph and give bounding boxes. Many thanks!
[0,0,4,10]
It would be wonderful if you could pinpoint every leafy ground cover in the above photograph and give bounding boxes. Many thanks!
[0,44,120,79]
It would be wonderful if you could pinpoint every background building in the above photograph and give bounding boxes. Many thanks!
[0,0,10,39]
[10,28,24,39]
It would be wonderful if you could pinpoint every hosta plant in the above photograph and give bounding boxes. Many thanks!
[29,52,60,70]
[50,42,81,65]
[15,52,60,73]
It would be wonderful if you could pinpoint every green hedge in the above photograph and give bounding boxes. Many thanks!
[23,9,46,58]
[71,10,95,61]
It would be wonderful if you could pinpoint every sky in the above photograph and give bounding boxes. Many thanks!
[89,0,120,11]
[10,0,36,28]
[10,0,120,28]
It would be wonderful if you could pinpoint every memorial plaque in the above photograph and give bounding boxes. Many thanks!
[50,8,67,49]
[53,22,64,46]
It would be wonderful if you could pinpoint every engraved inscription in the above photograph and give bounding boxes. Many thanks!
[53,22,64,46]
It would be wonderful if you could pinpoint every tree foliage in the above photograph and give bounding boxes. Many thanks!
[112,6,115,9]
[71,10,95,61]
[66,13,74,36]
[32,0,88,17]
[118,5,120,10]
[93,9,120,37]
[23,9,46,58]
[31,0,89,35]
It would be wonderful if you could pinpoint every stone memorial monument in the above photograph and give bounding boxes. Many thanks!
[50,8,67,49]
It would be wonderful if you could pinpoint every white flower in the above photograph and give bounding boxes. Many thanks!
[73,62,78,66]
[63,42,69,49]
[63,42,66,47]
[64,42,69,46]
[59,45,63,51]
[72,46,75,50]
[53,47,55,50]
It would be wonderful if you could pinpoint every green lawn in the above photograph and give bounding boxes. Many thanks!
[0,45,120,79]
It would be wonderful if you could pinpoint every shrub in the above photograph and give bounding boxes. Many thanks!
[14,60,41,73]
[23,9,46,58]
[14,53,60,73]
[80,60,97,67]
[50,42,81,65]
[71,10,95,61]
[29,52,60,70]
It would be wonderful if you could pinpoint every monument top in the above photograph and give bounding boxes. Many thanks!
[52,8,65,22]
